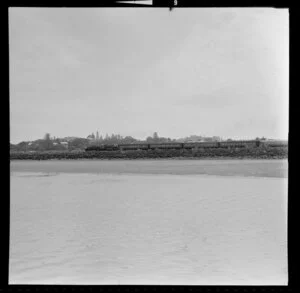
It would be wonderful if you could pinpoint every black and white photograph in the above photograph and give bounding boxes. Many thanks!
[9,7,289,285]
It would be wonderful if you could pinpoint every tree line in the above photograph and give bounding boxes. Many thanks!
[10,132,267,152]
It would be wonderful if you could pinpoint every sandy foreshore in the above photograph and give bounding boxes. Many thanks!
[10,159,288,178]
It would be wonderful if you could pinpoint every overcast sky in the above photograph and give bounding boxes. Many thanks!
[9,8,289,143]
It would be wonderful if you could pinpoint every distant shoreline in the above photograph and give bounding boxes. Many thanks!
[10,147,288,161]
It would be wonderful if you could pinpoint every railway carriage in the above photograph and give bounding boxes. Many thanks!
[218,140,259,148]
[149,143,183,150]
[184,142,219,149]
[85,144,119,151]
[262,140,288,148]
[85,139,266,152]
[119,144,149,150]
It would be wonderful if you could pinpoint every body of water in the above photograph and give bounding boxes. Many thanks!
[10,159,288,285]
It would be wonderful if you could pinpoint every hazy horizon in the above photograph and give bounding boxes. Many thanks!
[10,132,287,144]
[9,8,289,144]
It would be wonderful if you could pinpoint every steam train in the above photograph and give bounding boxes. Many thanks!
[84,139,276,152]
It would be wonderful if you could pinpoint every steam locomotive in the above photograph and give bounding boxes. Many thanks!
[85,140,269,152]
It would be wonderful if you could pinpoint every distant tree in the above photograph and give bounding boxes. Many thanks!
[16,141,28,151]
[69,138,89,150]
[42,133,52,150]
[38,140,53,151]
[123,136,137,144]
[10,143,18,151]
[87,133,96,141]
[151,132,159,143]
[52,143,66,151]
[44,133,51,141]
[146,136,153,143]
[212,136,221,142]
[111,134,117,144]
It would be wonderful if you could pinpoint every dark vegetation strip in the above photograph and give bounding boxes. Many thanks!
[10,147,288,160]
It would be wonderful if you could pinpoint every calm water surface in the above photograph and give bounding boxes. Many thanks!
[10,160,288,285]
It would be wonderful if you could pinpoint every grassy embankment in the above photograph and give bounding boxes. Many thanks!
[10,146,288,160]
